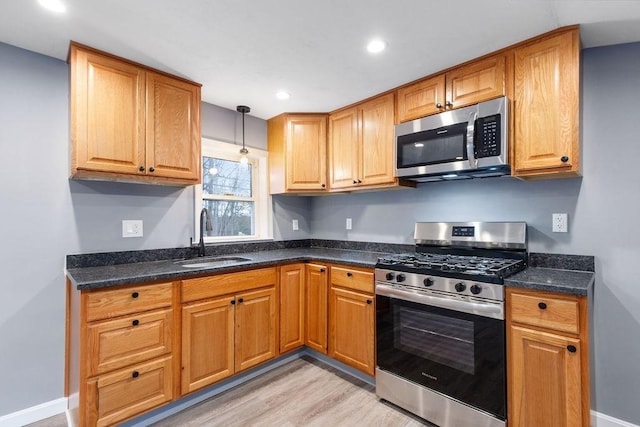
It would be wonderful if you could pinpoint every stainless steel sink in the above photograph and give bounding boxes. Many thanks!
[176,256,251,268]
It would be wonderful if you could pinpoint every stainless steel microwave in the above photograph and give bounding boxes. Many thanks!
[395,97,509,182]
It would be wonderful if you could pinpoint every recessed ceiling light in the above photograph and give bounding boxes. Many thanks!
[276,91,290,100]
[38,0,66,13]
[366,39,386,54]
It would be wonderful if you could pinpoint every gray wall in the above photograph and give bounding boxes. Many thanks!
[2,38,639,425]
[310,42,640,424]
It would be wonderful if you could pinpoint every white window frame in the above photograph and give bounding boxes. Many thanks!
[194,137,272,243]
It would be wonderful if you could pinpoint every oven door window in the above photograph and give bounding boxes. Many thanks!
[376,295,506,420]
[396,122,467,168]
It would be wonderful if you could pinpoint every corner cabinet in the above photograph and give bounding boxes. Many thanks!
[328,266,375,376]
[513,28,580,178]
[506,287,590,427]
[396,53,509,123]
[180,268,277,395]
[267,113,328,194]
[329,93,409,191]
[69,43,201,186]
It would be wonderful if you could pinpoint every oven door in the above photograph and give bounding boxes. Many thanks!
[376,291,506,419]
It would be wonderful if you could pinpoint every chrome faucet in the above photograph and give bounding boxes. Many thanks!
[198,207,213,257]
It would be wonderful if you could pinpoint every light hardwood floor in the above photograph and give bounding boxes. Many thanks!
[28,356,430,426]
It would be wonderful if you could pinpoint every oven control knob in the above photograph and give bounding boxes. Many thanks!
[455,282,466,292]
[470,284,482,295]
[423,278,434,287]
[385,272,395,281]
[396,274,406,283]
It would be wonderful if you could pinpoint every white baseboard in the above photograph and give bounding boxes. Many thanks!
[592,410,639,427]
[0,397,67,427]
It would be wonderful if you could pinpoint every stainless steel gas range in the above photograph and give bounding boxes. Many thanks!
[375,221,527,427]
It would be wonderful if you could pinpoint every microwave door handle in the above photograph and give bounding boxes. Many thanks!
[466,111,478,168]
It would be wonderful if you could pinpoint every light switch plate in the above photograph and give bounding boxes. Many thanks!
[346,218,352,230]
[292,219,299,231]
[122,220,143,238]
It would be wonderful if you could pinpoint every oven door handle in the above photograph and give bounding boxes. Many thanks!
[466,111,478,169]
[375,283,504,320]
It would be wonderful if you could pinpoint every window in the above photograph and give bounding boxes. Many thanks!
[195,138,271,242]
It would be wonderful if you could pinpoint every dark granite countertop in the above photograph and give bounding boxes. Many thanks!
[66,241,595,296]
[66,247,381,290]
[504,267,594,296]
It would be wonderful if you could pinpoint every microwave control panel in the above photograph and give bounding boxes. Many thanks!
[475,114,501,158]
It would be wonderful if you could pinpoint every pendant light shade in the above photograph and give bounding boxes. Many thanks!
[237,105,250,164]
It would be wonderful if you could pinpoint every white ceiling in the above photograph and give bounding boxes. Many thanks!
[2,0,640,119]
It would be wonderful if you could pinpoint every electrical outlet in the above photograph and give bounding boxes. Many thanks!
[292,219,299,231]
[552,213,568,233]
[122,220,143,238]
[346,218,352,230]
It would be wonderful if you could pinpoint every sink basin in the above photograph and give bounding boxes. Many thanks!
[176,256,251,268]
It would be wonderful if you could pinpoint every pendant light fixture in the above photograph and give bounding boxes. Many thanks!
[237,105,250,165]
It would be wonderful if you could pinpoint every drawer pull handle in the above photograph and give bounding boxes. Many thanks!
[567,345,577,353]
[538,302,547,310]
[347,272,353,277]
[132,292,139,299]
[132,371,140,378]
[132,319,139,326]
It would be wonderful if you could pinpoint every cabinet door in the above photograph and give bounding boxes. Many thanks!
[70,46,145,175]
[359,93,396,186]
[508,325,582,427]
[445,54,507,109]
[181,297,235,394]
[285,115,327,190]
[514,29,580,176]
[305,264,328,354]
[329,287,375,376]
[396,74,446,122]
[235,287,277,372]
[328,107,359,189]
[279,264,305,353]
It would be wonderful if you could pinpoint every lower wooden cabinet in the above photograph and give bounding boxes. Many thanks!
[328,266,375,376]
[507,287,589,427]
[181,284,277,395]
[305,263,329,354]
[279,264,306,353]
[67,280,179,427]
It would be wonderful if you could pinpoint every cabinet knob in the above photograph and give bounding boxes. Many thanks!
[132,292,139,299]
[366,299,372,305]
[445,101,453,108]
[321,184,326,188]
[149,166,155,172]
[132,319,139,326]
[230,299,236,305]
[567,345,577,353]
[435,103,443,109]
[561,156,569,163]
[238,298,244,304]
[138,166,145,172]
[320,268,325,273]
[353,180,357,184]
[347,272,353,277]
[357,179,362,184]
[132,371,140,378]
[538,302,547,310]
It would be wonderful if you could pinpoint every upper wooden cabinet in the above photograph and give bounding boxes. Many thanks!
[329,93,405,191]
[268,113,328,194]
[513,29,580,178]
[397,53,509,123]
[69,43,201,185]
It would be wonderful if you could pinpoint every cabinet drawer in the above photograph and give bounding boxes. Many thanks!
[85,282,173,322]
[330,266,374,294]
[87,308,173,376]
[508,289,580,334]
[89,356,173,427]
[182,267,277,303]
